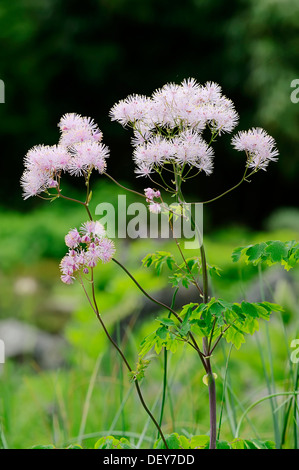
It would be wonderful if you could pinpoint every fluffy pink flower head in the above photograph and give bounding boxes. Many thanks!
[134,163,154,178]
[80,220,106,238]
[60,221,115,284]
[172,130,214,174]
[109,94,152,127]
[97,238,116,264]
[231,127,279,171]
[21,144,71,199]
[133,136,175,168]
[65,228,81,248]
[21,113,109,199]
[58,113,103,147]
[149,202,162,214]
[110,78,241,183]
[144,188,161,202]
[68,141,109,176]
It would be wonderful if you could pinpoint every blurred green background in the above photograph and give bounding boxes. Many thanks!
[0,0,299,449]
[0,0,298,226]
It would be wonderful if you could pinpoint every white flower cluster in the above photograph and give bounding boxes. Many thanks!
[110,78,239,178]
[21,113,109,199]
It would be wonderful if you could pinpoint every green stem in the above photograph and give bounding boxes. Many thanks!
[201,167,249,205]
[176,181,216,449]
[157,288,179,438]
[80,271,169,449]
[58,191,93,221]
[61,191,169,448]
[293,365,299,449]
[116,320,126,432]
[103,172,146,199]
[112,258,207,372]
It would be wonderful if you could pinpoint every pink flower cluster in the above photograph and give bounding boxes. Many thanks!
[144,187,161,201]
[21,113,109,199]
[231,128,279,171]
[60,220,115,284]
[110,78,239,177]
[144,187,162,214]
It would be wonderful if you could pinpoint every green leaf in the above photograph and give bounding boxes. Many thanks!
[142,254,153,268]
[178,435,191,449]
[209,301,224,317]
[142,251,176,274]
[208,264,222,278]
[154,433,181,449]
[216,440,231,449]
[243,317,260,335]
[232,240,299,270]
[241,301,259,318]
[230,438,245,449]
[154,337,163,355]
[224,327,245,349]
[259,301,284,313]
[167,338,178,354]
[231,304,246,320]
[179,304,193,336]
[156,326,168,340]
[189,320,207,337]
[94,436,134,449]
[181,303,198,318]
[231,246,246,262]
[179,321,191,337]
[243,439,275,449]
[190,435,210,449]
[263,440,276,449]
[186,257,200,271]
[157,318,176,328]
[139,332,157,357]
[94,437,114,449]
[119,438,134,449]
[246,242,267,263]
[181,277,191,288]
[265,240,288,263]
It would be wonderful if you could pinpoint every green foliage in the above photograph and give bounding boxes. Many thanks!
[232,240,299,270]
[128,357,150,382]
[142,251,221,289]
[31,438,133,449]
[142,251,176,276]
[32,443,83,449]
[94,436,134,449]
[31,434,276,449]
[1,0,298,230]
[154,433,275,449]
[139,298,283,356]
